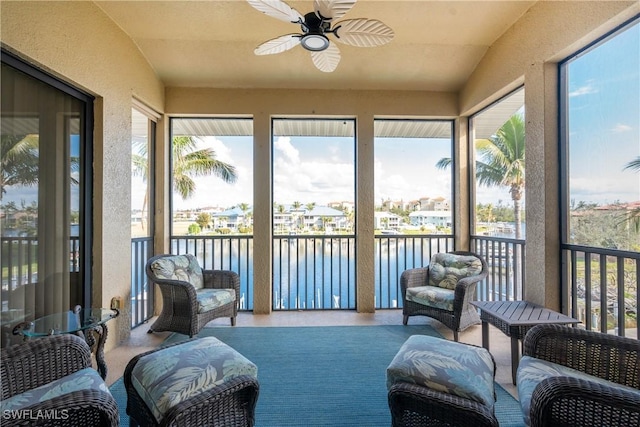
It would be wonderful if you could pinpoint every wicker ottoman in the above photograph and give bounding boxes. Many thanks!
[386,335,498,427]
[124,337,259,427]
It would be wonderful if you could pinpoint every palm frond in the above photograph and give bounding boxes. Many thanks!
[171,136,238,200]
[623,157,640,172]
[435,157,452,170]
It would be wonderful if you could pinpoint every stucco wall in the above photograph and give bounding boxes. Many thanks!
[1,1,165,350]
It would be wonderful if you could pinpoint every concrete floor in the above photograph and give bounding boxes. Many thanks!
[104,310,519,399]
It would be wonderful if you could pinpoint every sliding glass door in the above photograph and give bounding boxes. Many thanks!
[1,51,93,347]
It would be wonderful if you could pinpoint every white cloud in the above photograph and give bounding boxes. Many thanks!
[611,123,632,133]
[570,176,640,205]
[202,136,233,163]
[273,137,354,205]
[569,82,598,98]
[274,137,299,163]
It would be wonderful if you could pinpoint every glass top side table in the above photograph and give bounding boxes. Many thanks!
[12,305,119,379]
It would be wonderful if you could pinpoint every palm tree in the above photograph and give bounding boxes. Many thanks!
[290,201,303,229]
[2,134,80,201]
[1,134,39,200]
[238,202,251,228]
[436,114,525,239]
[172,136,237,200]
[321,216,335,232]
[195,212,211,230]
[623,156,640,230]
[131,139,151,230]
[132,136,238,230]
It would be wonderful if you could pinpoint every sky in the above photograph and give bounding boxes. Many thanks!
[154,130,456,212]
[566,21,639,206]
[273,135,354,206]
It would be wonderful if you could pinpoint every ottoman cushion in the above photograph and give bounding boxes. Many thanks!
[386,335,496,409]
[130,337,258,423]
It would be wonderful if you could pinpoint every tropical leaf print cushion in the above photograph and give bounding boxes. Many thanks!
[130,337,258,422]
[405,286,454,311]
[386,335,495,409]
[150,254,204,290]
[196,288,236,313]
[0,368,110,411]
[428,253,482,290]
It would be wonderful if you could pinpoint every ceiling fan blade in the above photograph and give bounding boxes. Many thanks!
[247,0,303,24]
[314,0,356,22]
[333,18,394,47]
[310,42,341,72]
[255,34,301,55]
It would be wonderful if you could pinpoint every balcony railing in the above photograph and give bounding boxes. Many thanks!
[1,237,40,296]
[131,237,154,328]
[170,234,510,311]
[375,235,454,309]
[471,235,526,301]
[274,235,355,309]
[10,235,635,338]
[171,235,254,310]
[562,244,638,339]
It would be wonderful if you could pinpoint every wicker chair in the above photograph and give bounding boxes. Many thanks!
[400,251,488,341]
[146,253,240,337]
[517,324,640,427]
[0,334,119,426]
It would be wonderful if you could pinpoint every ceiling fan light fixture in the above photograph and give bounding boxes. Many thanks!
[248,0,394,72]
[300,34,330,51]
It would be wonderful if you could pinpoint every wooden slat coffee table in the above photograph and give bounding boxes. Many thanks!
[471,300,580,384]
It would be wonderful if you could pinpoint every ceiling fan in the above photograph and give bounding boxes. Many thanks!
[247,0,394,72]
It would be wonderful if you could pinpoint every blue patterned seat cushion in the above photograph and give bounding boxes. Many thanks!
[387,335,496,409]
[405,285,454,311]
[150,254,204,290]
[428,253,483,290]
[131,337,258,423]
[517,355,640,426]
[196,288,236,313]
[0,368,110,411]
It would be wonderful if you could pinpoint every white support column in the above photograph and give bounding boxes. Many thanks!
[455,116,471,251]
[524,62,561,310]
[356,114,375,312]
[252,112,273,314]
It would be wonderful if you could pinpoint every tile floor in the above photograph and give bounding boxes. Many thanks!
[104,310,519,398]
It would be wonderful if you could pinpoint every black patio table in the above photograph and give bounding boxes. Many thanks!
[471,300,581,384]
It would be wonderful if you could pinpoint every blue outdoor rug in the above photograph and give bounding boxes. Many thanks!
[111,325,523,426]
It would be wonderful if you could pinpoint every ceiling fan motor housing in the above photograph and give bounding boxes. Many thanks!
[300,12,331,51]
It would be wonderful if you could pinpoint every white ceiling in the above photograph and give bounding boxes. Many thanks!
[95,0,537,92]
